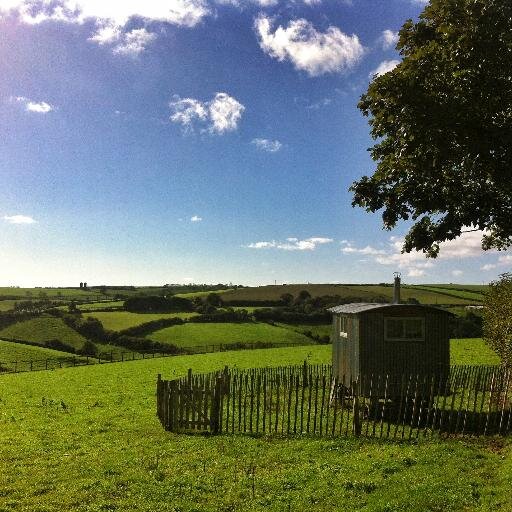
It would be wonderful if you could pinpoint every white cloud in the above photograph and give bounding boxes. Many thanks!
[246,236,333,251]
[481,264,497,271]
[4,214,36,224]
[113,28,157,56]
[252,138,282,152]
[370,59,400,78]
[91,25,157,55]
[341,241,386,255]
[379,29,398,50]
[452,270,463,277]
[255,15,365,76]
[190,215,202,222]
[342,230,505,278]
[13,96,53,113]
[217,0,279,6]
[0,0,210,27]
[0,1,210,54]
[169,92,244,134]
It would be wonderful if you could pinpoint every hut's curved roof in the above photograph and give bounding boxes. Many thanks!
[328,303,453,315]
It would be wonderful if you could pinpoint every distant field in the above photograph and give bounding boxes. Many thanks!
[277,322,332,339]
[0,340,85,370]
[409,285,485,302]
[86,311,198,331]
[148,322,313,348]
[174,289,233,298]
[1,345,511,512]
[221,284,478,305]
[0,316,86,351]
[77,300,125,311]
[0,287,99,299]
[0,300,16,311]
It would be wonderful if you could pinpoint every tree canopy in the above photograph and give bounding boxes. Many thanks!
[351,0,512,256]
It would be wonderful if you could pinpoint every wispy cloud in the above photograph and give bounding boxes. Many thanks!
[246,236,333,251]
[169,92,245,134]
[379,29,398,50]
[341,230,508,278]
[12,96,53,113]
[4,215,36,224]
[91,26,157,56]
[370,59,400,78]
[252,138,282,152]
[255,15,365,76]
[1,0,210,55]
[190,215,203,222]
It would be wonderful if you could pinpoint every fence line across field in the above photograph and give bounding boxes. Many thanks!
[0,340,314,374]
[157,363,512,438]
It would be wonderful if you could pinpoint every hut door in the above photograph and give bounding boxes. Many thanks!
[351,317,359,379]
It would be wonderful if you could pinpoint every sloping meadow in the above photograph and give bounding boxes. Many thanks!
[0,345,511,512]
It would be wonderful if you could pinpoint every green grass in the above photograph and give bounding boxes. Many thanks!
[0,300,16,312]
[0,345,511,512]
[409,285,485,302]
[85,311,198,331]
[450,338,500,366]
[0,316,86,351]
[148,322,313,348]
[277,322,332,339]
[76,301,125,311]
[174,289,233,298]
[221,284,479,305]
[0,340,85,370]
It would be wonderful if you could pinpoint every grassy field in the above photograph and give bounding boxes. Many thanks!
[0,316,86,351]
[221,284,480,305]
[277,322,332,339]
[148,322,313,348]
[0,300,16,312]
[174,289,233,298]
[450,338,500,366]
[0,345,510,512]
[0,340,85,369]
[86,311,198,331]
[409,286,485,302]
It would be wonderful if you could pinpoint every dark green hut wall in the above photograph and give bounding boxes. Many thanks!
[359,308,450,376]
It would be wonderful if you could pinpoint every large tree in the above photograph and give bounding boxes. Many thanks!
[351,0,512,256]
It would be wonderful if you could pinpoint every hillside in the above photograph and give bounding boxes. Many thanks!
[148,322,313,348]
[220,283,483,305]
[0,316,86,351]
[0,345,509,512]
[0,340,86,371]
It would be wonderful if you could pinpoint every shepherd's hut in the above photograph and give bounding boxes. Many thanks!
[329,274,452,391]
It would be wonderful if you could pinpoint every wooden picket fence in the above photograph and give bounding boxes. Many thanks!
[156,363,512,438]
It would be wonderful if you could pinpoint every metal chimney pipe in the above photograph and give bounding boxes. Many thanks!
[393,272,401,304]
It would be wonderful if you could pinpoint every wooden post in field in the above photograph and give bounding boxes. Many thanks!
[352,379,361,436]
[211,377,223,434]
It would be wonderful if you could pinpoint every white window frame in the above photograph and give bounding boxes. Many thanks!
[384,317,425,342]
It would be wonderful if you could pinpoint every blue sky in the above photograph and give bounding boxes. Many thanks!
[0,0,509,287]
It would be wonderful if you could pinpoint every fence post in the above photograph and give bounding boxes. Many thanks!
[303,360,308,387]
[211,377,223,434]
[352,379,361,436]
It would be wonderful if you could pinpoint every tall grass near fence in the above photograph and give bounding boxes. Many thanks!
[157,363,512,438]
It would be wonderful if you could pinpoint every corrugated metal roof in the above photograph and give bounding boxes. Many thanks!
[328,303,453,315]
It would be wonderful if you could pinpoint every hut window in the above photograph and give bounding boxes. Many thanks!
[384,317,424,341]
